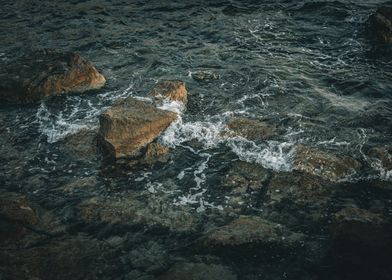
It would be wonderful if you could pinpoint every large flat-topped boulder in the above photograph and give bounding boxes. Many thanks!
[98,97,178,159]
[0,49,106,104]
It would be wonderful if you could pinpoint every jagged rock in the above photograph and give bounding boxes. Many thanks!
[159,263,237,280]
[227,117,276,141]
[293,145,361,181]
[191,71,220,82]
[222,161,269,193]
[368,6,392,44]
[140,143,171,165]
[150,80,188,104]
[0,49,106,104]
[196,216,303,251]
[98,97,177,159]
[61,129,98,158]
[266,171,334,205]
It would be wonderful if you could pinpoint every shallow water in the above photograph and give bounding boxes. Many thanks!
[1,1,392,279]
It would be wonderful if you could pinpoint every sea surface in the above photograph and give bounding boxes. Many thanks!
[1,1,392,279]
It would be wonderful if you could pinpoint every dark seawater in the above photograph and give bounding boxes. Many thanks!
[1,1,392,279]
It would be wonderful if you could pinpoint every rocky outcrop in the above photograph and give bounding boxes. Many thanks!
[227,117,276,141]
[0,49,106,104]
[150,80,188,104]
[369,146,392,170]
[191,71,220,82]
[293,145,361,181]
[196,216,303,252]
[159,263,237,280]
[368,6,392,44]
[98,97,177,159]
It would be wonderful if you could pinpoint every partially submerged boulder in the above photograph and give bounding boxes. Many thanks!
[222,161,270,193]
[159,263,237,280]
[191,71,220,82]
[369,146,392,170]
[196,216,303,252]
[227,117,276,141]
[368,6,392,44]
[140,143,171,165]
[293,145,361,181]
[150,80,188,104]
[98,97,177,159]
[0,49,106,104]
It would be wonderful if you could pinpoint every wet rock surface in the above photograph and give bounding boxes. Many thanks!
[98,97,178,159]
[0,49,106,104]
[191,71,220,82]
[150,80,188,104]
[368,5,392,44]
[159,262,237,280]
[227,117,276,141]
[294,145,361,181]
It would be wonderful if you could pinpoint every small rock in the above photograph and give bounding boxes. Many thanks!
[191,71,220,82]
[368,6,392,44]
[150,80,188,104]
[227,117,276,141]
[196,216,303,251]
[158,262,237,280]
[0,49,106,104]
[293,145,361,181]
[61,129,98,158]
[368,146,392,170]
[98,97,177,159]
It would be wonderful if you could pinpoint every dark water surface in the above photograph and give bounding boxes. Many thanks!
[1,1,392,279]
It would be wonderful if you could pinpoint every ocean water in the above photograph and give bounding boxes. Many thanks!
[1,1,392,279]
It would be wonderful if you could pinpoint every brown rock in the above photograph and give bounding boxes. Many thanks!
[293,145,361,181]
[0,49,106,104]
[98,97,177,159]
[368,6,392,44]
[196,216,303,250]
[159,263,237,280]
[191,71,220,82]
[150,80,188,104]
[227,117,276,141]
[140,143,170,165]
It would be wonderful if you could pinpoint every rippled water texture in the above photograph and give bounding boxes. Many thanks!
[1,0,392,279]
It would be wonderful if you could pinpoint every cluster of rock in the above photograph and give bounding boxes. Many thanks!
[368,5,392,44]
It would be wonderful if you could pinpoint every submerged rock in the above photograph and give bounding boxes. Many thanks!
[331,206,392,264]
[196,216,303,251]
[266,171,334,205]
[293,145,361,181]
[150,80,188,104]
[191,71,220,82]
[368,6,392,44]
[159,262,237,280]
[222,161,270,193]
[227,117,276,141]
[0,192,38,241]
[0,49,106,104]
[98,97,177,159]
